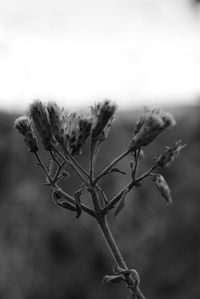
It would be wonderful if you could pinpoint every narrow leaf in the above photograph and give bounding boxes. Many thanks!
[102,274,124,285]
[57,201,77,212]
[114,189,129,217]
[52,190,77,212]
[113,265,124,274]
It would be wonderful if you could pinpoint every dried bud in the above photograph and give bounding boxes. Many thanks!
[47,102,65,144]
[156,140,186,167]
[29,100,52,151]
[71,117,92,155]
[15,116,39,153]
[153,174,172,205]
[91,100,117,140]
[130,108,176,150]
[63,113,92,156]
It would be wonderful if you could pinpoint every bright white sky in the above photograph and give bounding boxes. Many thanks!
[0,0,200,112]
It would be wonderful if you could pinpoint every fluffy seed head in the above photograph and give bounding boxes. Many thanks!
[156,140,186,167]
[14,115,38,153]
[130,108,176,150]
[47,102,65,143]
[91,100,117,140]
[29,100,52,151]
[62,112,92,156]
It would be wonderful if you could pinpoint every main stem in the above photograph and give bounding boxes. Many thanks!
[97,216,127,269]
[97,215,146,299]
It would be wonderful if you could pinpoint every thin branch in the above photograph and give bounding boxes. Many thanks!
[89,139,95,181]
[102,162,157,215]
[136,163,156,183]
[98,186,108,205]
[67,150,89,178]
[102,180,135,215]
[94,149,130,184]
[52,146,89,184]
[35,152,52,183]
[35,152,95,217]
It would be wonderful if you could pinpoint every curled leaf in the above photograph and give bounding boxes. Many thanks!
[73,190,82,218]
[52,190,77,212]
[57,201,77,212]
[73,184,85,218]
[52,189,62,201]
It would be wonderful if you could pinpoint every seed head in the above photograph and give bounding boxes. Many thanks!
[91,100,117,140]
[29,100,52,151]
[62,112,92,156]
[47,102,65,143]
[14,115,38,153]
[156,140,186,167]
[130,108,176,150]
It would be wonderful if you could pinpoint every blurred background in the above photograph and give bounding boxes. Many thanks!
[1,0,200,298]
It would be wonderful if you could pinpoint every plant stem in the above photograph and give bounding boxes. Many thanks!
[102,180,135,214]
[97,216,127,269]
[97,216,146,299]
[57,187,95,218]
[53,146,89,184]
[94,149,130,184]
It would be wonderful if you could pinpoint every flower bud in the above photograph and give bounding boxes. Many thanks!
[156,140,186,167]
[29,100,52,151]
[15,116,39,153]
[129,108,176,150]
[153,174,172,205]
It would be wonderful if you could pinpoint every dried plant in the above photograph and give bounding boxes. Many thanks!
[15,100,186,299]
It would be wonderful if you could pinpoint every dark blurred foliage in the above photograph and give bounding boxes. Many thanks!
[193,0,200,5]
[0,105,200,299]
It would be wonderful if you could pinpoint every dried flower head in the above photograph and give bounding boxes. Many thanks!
[14,115,38,153]
[156,140,186,167]
[130,108,176,150]
[153,173,172,205]
[47,102,65,144]
[62,112,92,156]
[91,100,117,140]
[29,100,52,151]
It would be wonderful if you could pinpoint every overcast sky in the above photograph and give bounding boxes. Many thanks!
[0,0,200,112]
